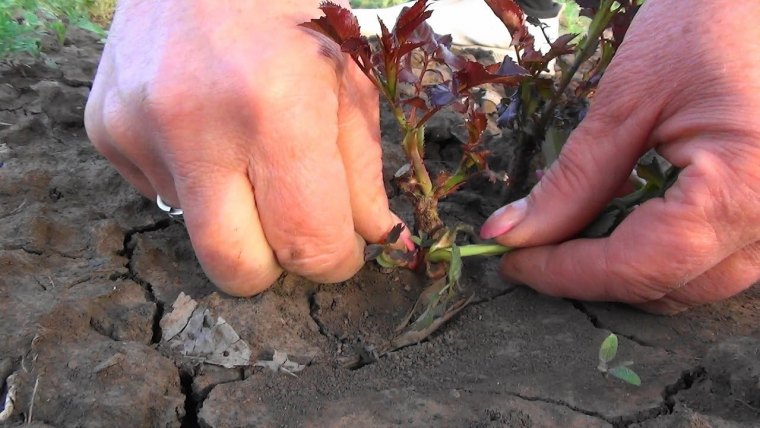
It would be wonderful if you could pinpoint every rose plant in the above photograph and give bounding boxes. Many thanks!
[302,0,659,348]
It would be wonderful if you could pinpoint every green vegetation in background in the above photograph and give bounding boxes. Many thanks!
[0,0,106,58]
[350,0,409,8]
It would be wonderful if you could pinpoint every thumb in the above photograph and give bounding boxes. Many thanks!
[481,76,660,247]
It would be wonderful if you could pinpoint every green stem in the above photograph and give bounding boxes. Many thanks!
[537,0,617,133]
[435,157,473,198]
[403,127,433,196]
[427,243,511,263]
[386,63,398,101]
[391,103,432,196]
[391,103,408,130]
[437,168,468,197]
[611,166,681,211]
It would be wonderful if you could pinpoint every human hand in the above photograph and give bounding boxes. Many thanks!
[85,0,408,296]
[480,0,760,314]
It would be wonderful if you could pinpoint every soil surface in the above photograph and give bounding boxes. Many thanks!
[1,31,759,428]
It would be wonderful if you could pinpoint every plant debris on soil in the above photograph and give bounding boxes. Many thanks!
[0,30,759,427]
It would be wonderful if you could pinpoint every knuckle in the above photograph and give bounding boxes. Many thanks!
[100,95,132,143]
[140,80,196,123]
[192,235,277,296]
[274,238,359,282]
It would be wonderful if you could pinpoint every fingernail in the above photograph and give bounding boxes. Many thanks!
[400,232,416,251]
[480,197,528,240]
[390,213,416,251]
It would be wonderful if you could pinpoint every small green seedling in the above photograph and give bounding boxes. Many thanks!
[597,333,641,386]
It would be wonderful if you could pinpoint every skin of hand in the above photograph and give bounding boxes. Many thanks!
[480,0,760,314]
[85,0,409,296]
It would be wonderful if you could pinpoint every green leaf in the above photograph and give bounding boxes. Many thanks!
[428,228,455,254]
[376,252,397,268]
[447,244,462,285]
[608,366,641,386]
[599,333,618,364]
[75,19,105,37]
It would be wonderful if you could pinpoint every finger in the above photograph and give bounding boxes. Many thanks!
[336,63,412,248]
[480,49,663,246]
[87,81,181,204]
[635,241,760,314]
[85,91,156,199]
[95,137,156,200]
[100,91,182,205]
[175,167,282,296]
[247,58,364,282]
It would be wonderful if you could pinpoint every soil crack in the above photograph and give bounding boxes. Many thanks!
[470,287,518,305]
[19,247,43,256]
[176,365,247,428]
[662,366,705,410]
[15,245,91,261]
[615,367,706,427]
[121,218,175,344]
[467,368,705,428]
[507,391,615,425]
[460,387,614,426]
[569,301,663,351]
[179,368,200,428]
[307,290,341,344]
[122,219,175,243]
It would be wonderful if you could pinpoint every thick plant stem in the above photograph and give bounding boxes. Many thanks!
[403,127,433,196]
[390,101,442,235]
[404,127,443,234]
[507,130,534,200]
[413,195,444,235]
[427,244,511,263]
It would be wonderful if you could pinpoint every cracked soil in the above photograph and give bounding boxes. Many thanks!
[1,31,759,428]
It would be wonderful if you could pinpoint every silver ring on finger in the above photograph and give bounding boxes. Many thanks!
[156,195,184,219]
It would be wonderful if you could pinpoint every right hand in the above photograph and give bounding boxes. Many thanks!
[85,0,409,296]
[481,0,760,313]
